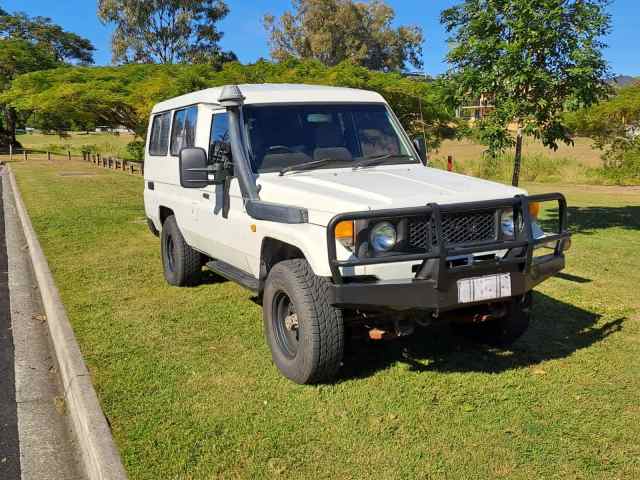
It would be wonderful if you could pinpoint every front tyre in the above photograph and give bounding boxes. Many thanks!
[263,259,344,384]
[161,215,202,286]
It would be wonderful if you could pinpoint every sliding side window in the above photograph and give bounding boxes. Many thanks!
[148,112,171,156]
[170,106,198,156]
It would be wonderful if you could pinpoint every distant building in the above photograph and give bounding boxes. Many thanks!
[456,94,494,121]
[402,71,434,82]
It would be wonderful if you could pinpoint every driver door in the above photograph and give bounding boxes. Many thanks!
[195,111,252,271]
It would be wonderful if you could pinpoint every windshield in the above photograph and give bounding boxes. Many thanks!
[242,103,418,173]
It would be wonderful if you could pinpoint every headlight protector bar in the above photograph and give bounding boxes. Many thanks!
[327,193,570,286]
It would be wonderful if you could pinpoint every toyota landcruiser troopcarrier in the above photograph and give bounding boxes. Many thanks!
[144,84,571,384]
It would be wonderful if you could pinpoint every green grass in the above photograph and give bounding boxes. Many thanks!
[10,159,640,479]
[429,136,640,186]
[432,136,603,168]
[16,132,135,157]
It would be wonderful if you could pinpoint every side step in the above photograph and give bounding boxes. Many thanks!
[206,260,259,293]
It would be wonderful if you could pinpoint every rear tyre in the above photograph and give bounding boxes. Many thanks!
[263,259,344,384]
[454,293,532,347]
[161,215,201,286]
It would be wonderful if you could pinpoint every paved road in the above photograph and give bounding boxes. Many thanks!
[0,166,84,480]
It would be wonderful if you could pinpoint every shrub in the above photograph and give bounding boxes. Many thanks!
[125,140,145,162]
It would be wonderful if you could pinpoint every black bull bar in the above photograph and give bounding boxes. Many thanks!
[325,193,571,311]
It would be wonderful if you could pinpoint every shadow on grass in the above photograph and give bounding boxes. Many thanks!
[182,270,229,288]
[540,205,640,234]
[339,292,624,380]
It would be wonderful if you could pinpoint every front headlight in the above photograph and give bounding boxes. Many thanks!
[501,211,515,240]
[532,221,545,240]
[370,221,397,252]
[501,208,545,240]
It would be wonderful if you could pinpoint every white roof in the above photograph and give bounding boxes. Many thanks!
[151,83,386,113]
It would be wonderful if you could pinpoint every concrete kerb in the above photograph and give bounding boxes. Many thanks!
[8,166,128,480]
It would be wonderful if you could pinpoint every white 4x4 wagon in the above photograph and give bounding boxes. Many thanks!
[144,84,571,384]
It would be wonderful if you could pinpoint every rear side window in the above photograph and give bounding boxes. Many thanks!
[171,106,198,156]
[148,112,171,156]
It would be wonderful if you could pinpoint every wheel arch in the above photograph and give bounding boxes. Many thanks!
[159,206,174,226]
[260,237,305,283]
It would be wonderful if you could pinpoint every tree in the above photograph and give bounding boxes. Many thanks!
[0,10,94,64]
[2,60,455,147]
[442,0,611,186]
[0,9,94,148]
[264,0,423,71]
[97,0,236,65]
[566,81,640,181]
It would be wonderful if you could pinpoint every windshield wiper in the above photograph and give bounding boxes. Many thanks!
[279,157,351,176]
[352,154,413,170]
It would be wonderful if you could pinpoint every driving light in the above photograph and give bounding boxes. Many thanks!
[370,222,397,252]
[335,221,354,249]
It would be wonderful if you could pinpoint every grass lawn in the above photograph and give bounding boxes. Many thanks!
[432,136,602,168]
[16,132,135,157]
[10,158,640,479]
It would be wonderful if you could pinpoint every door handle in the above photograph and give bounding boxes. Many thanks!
[202,193,210,199]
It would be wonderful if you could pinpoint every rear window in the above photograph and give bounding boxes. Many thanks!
[148,112,171,156]
[170,106,198,156]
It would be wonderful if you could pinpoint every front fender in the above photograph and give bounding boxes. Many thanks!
[253,222,333,277]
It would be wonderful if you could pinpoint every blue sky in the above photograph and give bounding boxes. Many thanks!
[3,0,638,75]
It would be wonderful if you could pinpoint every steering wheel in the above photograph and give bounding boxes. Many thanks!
[267,145,294,154]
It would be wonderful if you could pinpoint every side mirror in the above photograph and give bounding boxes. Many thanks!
[412,137,428,165]
[179,147,211,188]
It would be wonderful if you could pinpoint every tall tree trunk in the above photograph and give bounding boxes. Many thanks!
[512,127,523,187]
[2,106,20,148]
[6,107,17,146]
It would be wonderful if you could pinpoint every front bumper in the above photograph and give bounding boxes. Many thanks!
[326,193,570,312]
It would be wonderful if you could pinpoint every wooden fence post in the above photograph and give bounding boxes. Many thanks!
[47,151,51,161]
[68,151,72,161]
[24,150,28,161]
[447,155,453,172]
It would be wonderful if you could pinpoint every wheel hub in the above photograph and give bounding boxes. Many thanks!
[272,290,300,358]
[284,313,299,331]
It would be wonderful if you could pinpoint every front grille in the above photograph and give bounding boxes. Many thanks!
[407,211,498,250]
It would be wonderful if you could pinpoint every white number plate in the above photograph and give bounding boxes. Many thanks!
[457,273,512,304]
